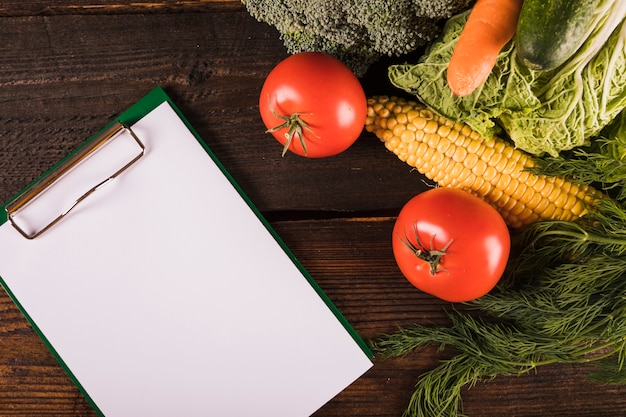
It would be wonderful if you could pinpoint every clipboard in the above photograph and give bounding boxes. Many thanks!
[0,87,373,416]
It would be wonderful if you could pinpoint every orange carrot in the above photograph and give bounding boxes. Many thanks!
[446,0,523,97]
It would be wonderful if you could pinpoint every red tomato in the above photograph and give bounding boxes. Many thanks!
[392,188,510,302]
[259,52,366,158]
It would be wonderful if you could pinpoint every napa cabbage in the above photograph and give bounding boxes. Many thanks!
[389,0,626,156]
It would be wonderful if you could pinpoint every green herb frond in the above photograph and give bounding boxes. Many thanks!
[532,113,626,202]
[374,298,626,417]
[403,354,489,417]
[374,210,626,416]
[588,339,626,384]
[536,149,626,200]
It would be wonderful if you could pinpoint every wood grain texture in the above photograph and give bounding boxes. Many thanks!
[0,1,624,416]
[0,1,241,17]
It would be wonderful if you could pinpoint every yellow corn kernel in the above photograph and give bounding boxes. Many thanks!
[437,124,452,138]
[392,123,406,138]
[452,146,468,163]
[476,178,493,196]
[448,162,465,180]
[424,120,440,134]
[497,173,511,190]
[464,153,480,171]
[406,109,421,121]
[519,186,537,206]
[446,128,460,143]
[364,95,604,228]
[400,130,415,143]
[483,165,498,183]
[385,117,397,130]
[412,116,428,131]
[487,156,504,175]
[396,112,408,125]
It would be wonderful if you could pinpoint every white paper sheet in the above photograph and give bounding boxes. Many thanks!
[0,102,372,417]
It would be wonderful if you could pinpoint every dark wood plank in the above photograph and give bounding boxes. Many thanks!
[0,11,428,213]
[0,0,242,16]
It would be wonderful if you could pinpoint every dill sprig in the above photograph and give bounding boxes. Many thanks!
[534,111,626,200]
[372,114,626,417]
[373,243,626,416]
[536,146,626,200]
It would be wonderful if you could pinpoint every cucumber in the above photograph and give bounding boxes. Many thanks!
[515,0,600,71]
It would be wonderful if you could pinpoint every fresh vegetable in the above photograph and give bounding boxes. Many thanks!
[393,187,510,302]
[388,0,626,156]
[242,0,475,77]
[365,95,603,228]
[515,0,601,71]
[259,52,366,158]
[447,0,523,96]
[374,214,626,417]
[538,109,626,201]
[372,117,626,416]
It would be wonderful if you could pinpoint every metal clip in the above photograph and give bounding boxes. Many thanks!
[5,122,145,239]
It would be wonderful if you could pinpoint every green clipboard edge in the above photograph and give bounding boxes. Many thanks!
[0,86,373,416]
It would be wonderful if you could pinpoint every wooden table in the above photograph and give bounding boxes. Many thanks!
[0,1,625,416]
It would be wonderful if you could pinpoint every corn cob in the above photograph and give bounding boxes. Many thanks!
[365,95,603,228]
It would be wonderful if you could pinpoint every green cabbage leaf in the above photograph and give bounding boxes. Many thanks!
[389,1,626,156]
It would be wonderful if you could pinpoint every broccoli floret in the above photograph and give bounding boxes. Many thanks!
[242,0,475,76]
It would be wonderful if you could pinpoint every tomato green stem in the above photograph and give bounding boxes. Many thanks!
[398,225,453,275]
[266,98,317,157]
